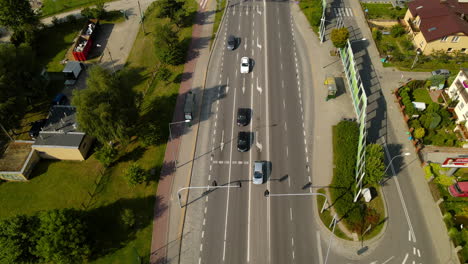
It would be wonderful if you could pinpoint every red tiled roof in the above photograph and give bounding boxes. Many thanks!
[408,0,468,42]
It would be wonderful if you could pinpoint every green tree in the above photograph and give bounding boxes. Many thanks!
[34,209,90,264]
[156,0,184,19]
[140,122,163,147]
[364,144,385,185]
[154,23,184,65]
[0,0,39,45]
[414,127,425,139]
[120,209,136,228]
[372,28,382,42]
[72,66,139,144]
[81,2,106,19]
[0,215,38,263]
[94,144,118,167]
[390,24,405,37]
[124,163,148,186]
[330,28,349,49]
[0,44,42,131]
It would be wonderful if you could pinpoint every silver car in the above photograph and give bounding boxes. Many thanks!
[431,69,450,77]
[253,161,264,184]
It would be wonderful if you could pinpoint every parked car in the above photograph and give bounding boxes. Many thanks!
[240,57,250,74]
[253,161,265,184]
[29,119,47,139]
[237,108,250,126]
[237,132,250,152]
[448,182,468,197]
[52,93,68,105]
[431,69,450,77]
[227,35,237,50]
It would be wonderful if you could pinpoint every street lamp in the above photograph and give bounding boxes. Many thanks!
[168,120,190,166]
[177,181,241,208]
[384,152,411,174]
[264,190,330,213]
[411,50,421,69]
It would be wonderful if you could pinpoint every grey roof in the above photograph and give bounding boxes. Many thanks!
[63,61,81,73]
[33,106,85,148]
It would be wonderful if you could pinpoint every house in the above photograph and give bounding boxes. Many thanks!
[32,105,93,161]
[446,69,468,131]
[403,0,468,55]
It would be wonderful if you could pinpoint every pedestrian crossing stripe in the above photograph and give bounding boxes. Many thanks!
[212,161,249,165]
[334,7,353,17]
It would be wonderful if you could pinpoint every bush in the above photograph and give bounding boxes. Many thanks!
[409,119,421,129]
[65,14,77,23]
[372,28,382,42]
[140,122,163,147]
[331,28,350,49]
[406,80,425,91]
[390,24,406,37]
[365,144,385,185]
[414,127,425,139]
[155,66,172,82]
[94,144,118,167]
[120,209,136,228]
[124,163,148,186]
[401,39,414,51]
[331,121,362,229]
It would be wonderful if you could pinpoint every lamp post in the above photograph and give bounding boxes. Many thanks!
[411,50,421,69]
[384,152,411,174]
[169,120,190,166]
[177,181,241,208]
[263,190,330,213]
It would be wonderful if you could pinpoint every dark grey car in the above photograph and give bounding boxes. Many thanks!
[227,35,236,50]
[431,69,450,77]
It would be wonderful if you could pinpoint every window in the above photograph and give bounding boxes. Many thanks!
[448,48,453,52]
[420,41,424,48]
[462,48,467,53]
[460,102,465,110]
[441,36,448,42]
[452,36,460,42]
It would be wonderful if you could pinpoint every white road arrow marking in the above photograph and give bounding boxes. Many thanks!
[257,37,262,48]
[242,78,246,94]
[256,77,262,93]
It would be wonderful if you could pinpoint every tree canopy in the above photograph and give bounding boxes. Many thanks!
[0,43,42,131]
[330,28,349,49]
[154,23,184,65]
[72,66,139,144]
[0,0,40,45]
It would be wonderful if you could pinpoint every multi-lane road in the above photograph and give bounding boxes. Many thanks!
[178,0,450,263]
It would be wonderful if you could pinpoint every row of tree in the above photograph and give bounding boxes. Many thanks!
[0,209,90,264]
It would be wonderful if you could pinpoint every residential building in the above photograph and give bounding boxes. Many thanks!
[403,0,468,55]
[32,105,93,161]
[446,69,468,131]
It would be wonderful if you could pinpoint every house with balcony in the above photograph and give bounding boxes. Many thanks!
[403,0,468,55]
[446,69,468,134]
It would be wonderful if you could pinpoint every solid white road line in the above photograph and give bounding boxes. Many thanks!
[402,253,409,264]
[222,87,237,262]
[382,256,395,264]
[247,42,254,262]
[383,140,416,242]
[316,231,323,264]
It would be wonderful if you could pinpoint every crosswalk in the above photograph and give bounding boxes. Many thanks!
[334,7,354,17]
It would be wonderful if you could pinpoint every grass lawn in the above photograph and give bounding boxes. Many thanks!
[41,0,115,18]
[211,0,227,49]
[316,188,352,240]
[361,3,407,20]
[412,88,432,104]
[1,1,197,262]
[298,0,322,33]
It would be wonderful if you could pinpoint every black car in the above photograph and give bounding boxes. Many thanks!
[29,119,47,139]
[52,93,68,105]
[227,35,237,50]
[237,108,250,126]
[237,132,250,152]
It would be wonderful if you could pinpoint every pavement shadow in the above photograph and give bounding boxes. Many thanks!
[348,27,388,143]
[88,23,114,60]
[183,180,242,207]
[87,195,159,260]
[149,231,192,264]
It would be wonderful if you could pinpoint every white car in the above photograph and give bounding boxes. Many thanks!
[253,161,264,184]
[240,57,250,74]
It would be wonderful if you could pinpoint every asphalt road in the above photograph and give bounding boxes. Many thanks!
[180,0,448,263]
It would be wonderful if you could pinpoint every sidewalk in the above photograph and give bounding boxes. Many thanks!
[149,0,217,263]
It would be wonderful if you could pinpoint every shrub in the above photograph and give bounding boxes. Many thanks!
[120,209,136,228]
[140,122,163,147]
[365,144,385,185]
[155,66,172,82]
[65,14,77,23]
[372,28,382,42]
[406,80,425,91]
[94,144,118,167]
[426,103,441,113]
[51,16,59,26]
[401,39,414,51]
[390,24,405,37]
[414,127,425,139]
[331,28,350,49]
[424,165,434,179]
[124,163,148,186]
[409,119,421,129]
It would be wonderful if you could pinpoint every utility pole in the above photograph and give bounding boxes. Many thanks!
[137,0,146,34]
